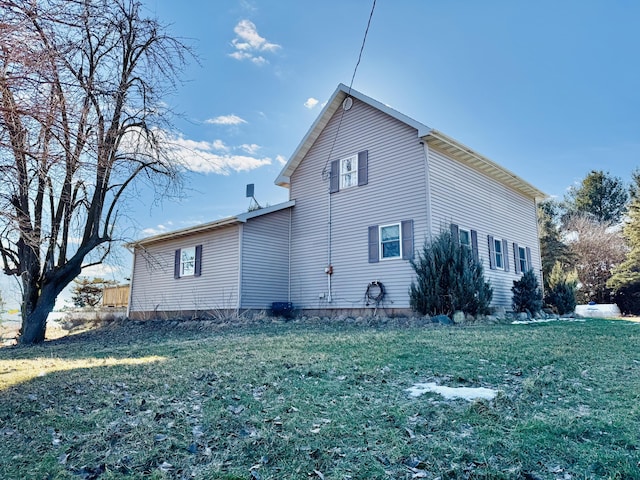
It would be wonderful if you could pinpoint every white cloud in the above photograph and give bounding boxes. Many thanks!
[166,134,272,175]
[304,97,319,109]
[276,154,287,165]
[212,139,229,151]
[81,263,121,278]
[206,114,247,126]
[229,20,280,65]
[240,143,261,155]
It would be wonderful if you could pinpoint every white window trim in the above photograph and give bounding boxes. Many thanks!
[339,154,358,189]
[379,223,402,260]
[518,246,528,272]
[493,237,505,270]
[459,227,472,249]
[181,246,196,277]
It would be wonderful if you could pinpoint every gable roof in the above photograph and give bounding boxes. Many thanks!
[127,200,295,248]
[275,84,546,201]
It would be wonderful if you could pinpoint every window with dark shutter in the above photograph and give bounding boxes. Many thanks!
[526,247,532,273]
[488,235,495,270]
[502,239,510,272]
[471,230,479,262]
[513,242,521,274]
[450,223,460,243]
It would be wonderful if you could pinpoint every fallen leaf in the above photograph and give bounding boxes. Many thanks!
[313,469,325,479]
[159,461,173,472]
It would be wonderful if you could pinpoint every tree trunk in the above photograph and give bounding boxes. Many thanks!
[19,294,55,344]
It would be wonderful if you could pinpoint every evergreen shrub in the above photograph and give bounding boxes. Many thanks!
[409,230,492,317]
[512,269,543,314]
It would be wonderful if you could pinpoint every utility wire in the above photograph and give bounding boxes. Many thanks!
[322,0,377,177]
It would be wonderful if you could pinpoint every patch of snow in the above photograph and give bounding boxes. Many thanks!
[407,382,497,401]
[511,317,585,325]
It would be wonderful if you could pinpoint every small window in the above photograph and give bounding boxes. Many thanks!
[493,238,504,269]
[380,223,401,259]
[180,246,196,276]
[518,246,528,272]
[459,228,471,249]
[340,154,358,189]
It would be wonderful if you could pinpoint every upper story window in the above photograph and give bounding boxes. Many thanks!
[340,154,358,189]
[330,150,368,193]
[450,223,478,261]
[380,223,401,259]
[174,245,202,278]
[180,247,196,276]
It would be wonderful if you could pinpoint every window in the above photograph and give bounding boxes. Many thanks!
[459,228,471,249]
[330,151,368,193]
[518,246,527,272]
[488,235,509,271]
[340,154,358,189]
[380,223,401,259]
[180,247,196,276]
[174,245,202,278]
[494,238,504,269]
[450,224,479,261]
[513,243,532,274]
[368,220,413,263]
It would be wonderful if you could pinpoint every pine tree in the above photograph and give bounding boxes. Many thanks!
[512,269,543,314]
[538,200,573,291]
[608,176,640,313]
[409,230,492,317]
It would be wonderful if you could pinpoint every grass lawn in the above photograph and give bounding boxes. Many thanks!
[0,318,639,479]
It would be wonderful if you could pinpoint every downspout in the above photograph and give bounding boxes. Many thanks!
[421,140,433,241]
[237,224,243,313]
[534,198,544,290]
[288,207,292,302]
[327,184,332,302]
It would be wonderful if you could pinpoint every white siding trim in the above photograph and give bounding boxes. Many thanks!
[237,224,243,310]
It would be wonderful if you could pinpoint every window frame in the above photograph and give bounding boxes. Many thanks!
[493,237,505,270]
[459,228,472,250]
[339,154,358,189]
[518,246,528,272]
[379,222,402,260]
[180,246,196,276]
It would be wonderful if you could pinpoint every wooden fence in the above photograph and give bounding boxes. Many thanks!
[102,285,130,308]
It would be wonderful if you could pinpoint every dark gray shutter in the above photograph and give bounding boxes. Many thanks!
[194,244,202,277]
[402,220,414,260]
[502,239,510,272]
[329,160,339,193]
[471,230,479,262]
[358,150,368,186]
[488,236,495,270]
[174,249,181,279]
[368,225,379,263]
[450,223,459,244]
[513,242,520,274]
[526,247,532,272]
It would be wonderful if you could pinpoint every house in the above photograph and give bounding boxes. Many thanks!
[127,84,546,319]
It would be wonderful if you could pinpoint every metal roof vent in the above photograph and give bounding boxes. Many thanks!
[342,97,353,111]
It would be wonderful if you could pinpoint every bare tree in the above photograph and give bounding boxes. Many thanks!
[0,0,190,344]
[565,215,626,304]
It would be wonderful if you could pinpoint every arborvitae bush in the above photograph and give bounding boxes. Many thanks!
[512,269,543,314]
[409,230,492,317]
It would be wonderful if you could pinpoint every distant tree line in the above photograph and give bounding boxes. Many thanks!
[539,169,640,314]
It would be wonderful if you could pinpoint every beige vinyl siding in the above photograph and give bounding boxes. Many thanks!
[129,226,240,313]
[428,148,541,308]
[289,98,428,309]
[241,208,291,308]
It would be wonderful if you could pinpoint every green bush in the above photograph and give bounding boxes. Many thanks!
[512,269,543,314]
[544,262,578,315]
[612,285,640,315]
[545,282,577,315]
[409,230,492,316]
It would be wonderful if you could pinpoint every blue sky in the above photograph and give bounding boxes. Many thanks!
[2,0,639,313]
